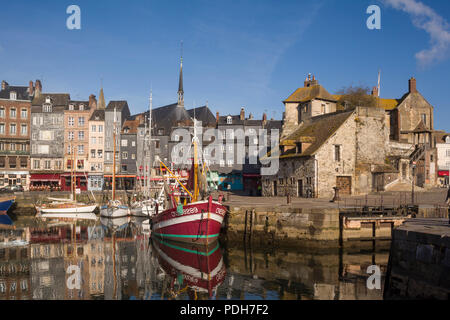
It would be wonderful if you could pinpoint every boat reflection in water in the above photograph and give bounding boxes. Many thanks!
[151,237,226,299]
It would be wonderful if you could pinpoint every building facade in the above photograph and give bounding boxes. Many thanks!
[88,109,105,191]
[435,131,450,187]
[0,80,34,190]
[62,98,95,192]
[120,119,139,190]
[30,92,68,190]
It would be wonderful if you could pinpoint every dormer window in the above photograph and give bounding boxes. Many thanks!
[10,92,17,100]
[69,104,74,110]
[124,128,129,133]
[79,104,84,111]
[43,104,52,113]
[446,136,450,144]
[227,116,232,124]
[45,97,51,104]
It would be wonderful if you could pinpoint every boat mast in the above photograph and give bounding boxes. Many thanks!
[193,118,199,202]
[148,88,152,198]
[112,107,117,201]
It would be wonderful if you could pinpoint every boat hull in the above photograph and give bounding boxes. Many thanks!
[39,212,97,220]
[151,199,227,245]
[0,198,14,212]
[37,204,97,214]
[100,205,129,218]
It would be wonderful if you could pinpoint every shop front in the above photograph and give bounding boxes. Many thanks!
[0,171,29,190]
[88,174,104,191]
[60,173,88,192]
[438,170,449,187]
[30,173,62,191]
[243,173,261,196]
[104,175,136,191]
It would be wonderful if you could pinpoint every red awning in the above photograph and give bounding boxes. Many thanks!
[104,175,136,178]
[438,170,449,177]
[30,174,60,181]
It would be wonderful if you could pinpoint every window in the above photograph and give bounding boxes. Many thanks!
[0,108,4,118]
[98,125,103,133]
[132,141,136,147]
[21,109,27,118]
[78,131,84,140]
[67,160,72,169]
[69,104,74,110]
[21,124,27,135]
[79,104,84,111]
[220,159,225,166]
[0,124,4,134]
[227,159,233,167]
[131,153,135,160]
[33,160,39,169]
[91,149,96,158]
[91,125,96,132]
[43,104,52,112]
[21,144,26,151]
[78,145,84,154]
[44,160,51,169]
[78,117,85,126]
[121,165,128,172]
[67,145,72,154]
[121,139,127,147]
[421,114,427,125]
[446,136,450,144]
[77,160,84,169]
[9,124,16,134]
[91,137,96,144]
[68,117,74,126]
[10,92,17,100]
[97,150,103,158]
[334,145,341,162]
[122,152,128,159]
[10,143,15,151]
[227,116,232,124]
[68,132,74,140]
[38,145,49,154]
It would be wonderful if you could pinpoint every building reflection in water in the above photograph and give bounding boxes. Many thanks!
[0,216,388,300]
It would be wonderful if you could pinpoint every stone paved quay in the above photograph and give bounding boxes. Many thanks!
[219,189,449,209]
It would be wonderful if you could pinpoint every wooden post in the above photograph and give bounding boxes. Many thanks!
[243,210,248,242]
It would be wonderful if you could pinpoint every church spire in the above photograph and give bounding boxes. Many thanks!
[177,41,184,106]
[98,79,106,109]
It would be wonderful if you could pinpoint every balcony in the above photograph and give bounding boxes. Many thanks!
[0,150,30,155]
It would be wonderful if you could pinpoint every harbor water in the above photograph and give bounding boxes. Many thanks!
[0,214,388,300]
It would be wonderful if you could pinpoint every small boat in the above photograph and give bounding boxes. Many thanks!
[0,196,15,212]
[36,202,97,214]
[38,212,98,221]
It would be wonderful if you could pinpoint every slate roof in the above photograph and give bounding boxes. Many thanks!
[278,110,354,158]
[0,85,33,101]
[106,101,128,110]
[187,106,216,126]
[32,93,70,106]
[89,109,105,121]
[66,100,90,111]
[122,119,139,134]
[284,84,337,103]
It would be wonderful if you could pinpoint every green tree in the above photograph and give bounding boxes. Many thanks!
[337,86,377,109]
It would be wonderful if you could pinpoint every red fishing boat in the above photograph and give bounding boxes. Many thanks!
[151,236,226,298]
[151,120,227,245]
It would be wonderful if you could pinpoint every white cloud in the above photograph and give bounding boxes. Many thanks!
[383,0,450,67]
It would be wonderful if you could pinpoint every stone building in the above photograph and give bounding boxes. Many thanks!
[263,106,391,199]
[104,101,130,189]
[88,108,105,191]
[119,119,139,190]
[0,80,35,190]
[212,108,282,193]
[30,91,69,190]
[62,98,95,192]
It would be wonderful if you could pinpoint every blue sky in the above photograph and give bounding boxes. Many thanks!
[0,0,449,131]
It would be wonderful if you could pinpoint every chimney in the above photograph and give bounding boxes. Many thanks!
[371,86,379,97]
[28,81,34,96]
[262,113,267,125]
[89,94,97,108]
[304,76,309,87]
[248,113,253,120]
[409,77,417,93]
[216,112,219,124]
[240,107,245,121]
[35,80,42,97]
[1,81,8,91]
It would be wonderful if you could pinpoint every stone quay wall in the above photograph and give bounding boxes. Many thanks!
[384,219,450,299]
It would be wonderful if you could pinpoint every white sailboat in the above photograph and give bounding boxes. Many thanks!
[36,146,97,214]
[100,107,131,218]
